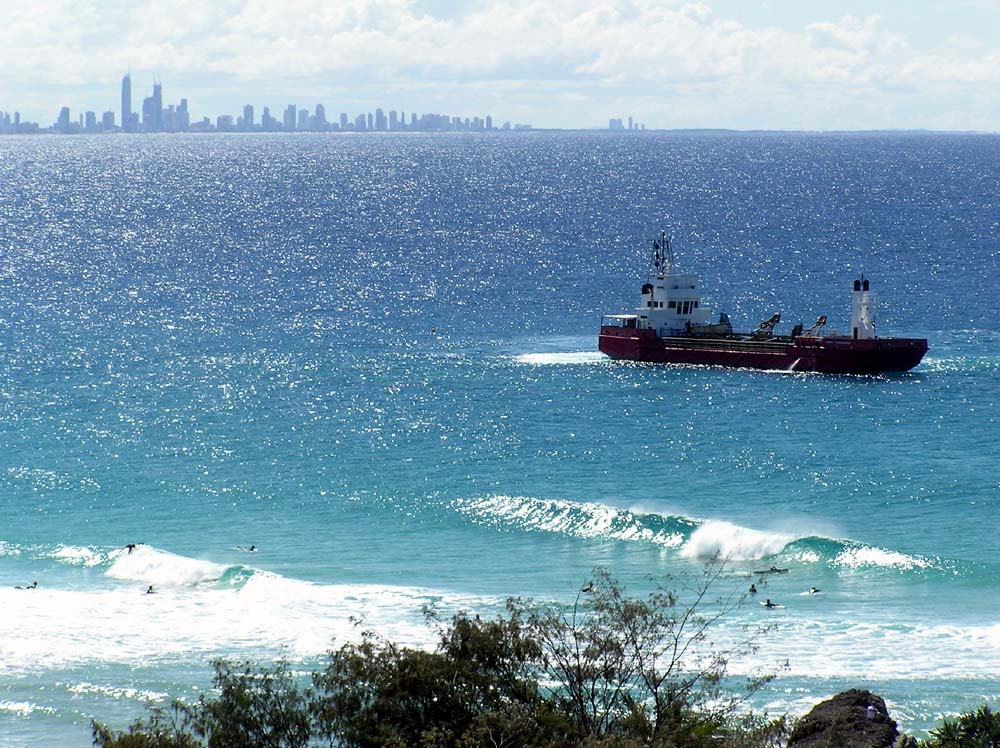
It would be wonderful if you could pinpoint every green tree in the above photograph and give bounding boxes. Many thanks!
[510,561,773,747]
[924,705,1000,748]
[94,659,312,748]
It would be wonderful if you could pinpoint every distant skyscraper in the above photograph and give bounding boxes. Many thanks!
[314,104,327,131]
[243,104,254,130]
[121,73,132,132]
[375,108,387,131]
[56,106,71,134]
[102,111,115,131]
[389,110,398,130]
[366,112,373,130]
[486,115,493,130]
[297,109,309,130]
[284,105,296,131]
[628,116,633,130]
[152,82,163,131]
[340,112,348,130]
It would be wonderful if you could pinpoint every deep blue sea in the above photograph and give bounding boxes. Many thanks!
[1,131,998,747]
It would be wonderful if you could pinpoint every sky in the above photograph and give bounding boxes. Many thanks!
[2,0,1000,131]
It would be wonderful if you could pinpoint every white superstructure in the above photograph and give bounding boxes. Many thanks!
[636,233,725,337]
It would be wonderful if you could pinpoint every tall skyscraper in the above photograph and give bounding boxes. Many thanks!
[121,73,132,132]
[243,104,254,130]
[56,107,71,134]
[284,105,296,131]
[314,104,327,131]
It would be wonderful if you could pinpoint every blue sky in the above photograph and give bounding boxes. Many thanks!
[2,0,999,130]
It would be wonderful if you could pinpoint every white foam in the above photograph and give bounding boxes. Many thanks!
[457,495,685,548]
[722,618,1000,681]
[0,541,21,557]
[833,545,931,570]
[513,351,607,365]
[680,520,793,561]
[0,700,55,717]
[105,545,229,587]
[48,545,106,568]
[65,682,166,702]
[0,570,497,674]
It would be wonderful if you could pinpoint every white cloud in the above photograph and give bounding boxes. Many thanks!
[1,0,999,128]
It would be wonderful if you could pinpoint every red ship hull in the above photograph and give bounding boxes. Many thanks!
[599,327,927,375]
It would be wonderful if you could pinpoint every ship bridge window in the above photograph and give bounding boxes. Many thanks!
[668,301,676,309]
[694,301,699,308]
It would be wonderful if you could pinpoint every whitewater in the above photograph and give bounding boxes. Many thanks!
[1,131,999,746]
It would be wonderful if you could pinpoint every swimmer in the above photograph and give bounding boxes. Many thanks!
[749,583,758,595]
[808,586,821,594]
[15,581,38,590]
[146,585,155,594]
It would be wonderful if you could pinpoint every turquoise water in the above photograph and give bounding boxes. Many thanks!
[1,132,998,746]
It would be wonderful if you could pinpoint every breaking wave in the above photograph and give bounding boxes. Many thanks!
[454,495,941,571]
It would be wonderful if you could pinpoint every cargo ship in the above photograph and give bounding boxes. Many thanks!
[598,233,927,374]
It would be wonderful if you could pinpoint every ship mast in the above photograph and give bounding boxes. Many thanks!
[648,231,676,282]
[661,231,675,274]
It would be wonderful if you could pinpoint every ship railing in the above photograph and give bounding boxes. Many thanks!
[658,335,790,352]
[601,314,639,329]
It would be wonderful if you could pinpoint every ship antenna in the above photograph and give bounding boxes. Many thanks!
[662,230,674,273]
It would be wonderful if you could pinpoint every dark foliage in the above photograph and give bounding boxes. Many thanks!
[923,705,1000,748]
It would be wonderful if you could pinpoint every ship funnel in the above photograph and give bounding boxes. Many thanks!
[851,277,876,340]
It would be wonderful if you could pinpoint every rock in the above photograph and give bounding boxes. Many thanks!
[788,689,899,748]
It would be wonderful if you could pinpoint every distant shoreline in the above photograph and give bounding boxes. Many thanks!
[1,127,997,137]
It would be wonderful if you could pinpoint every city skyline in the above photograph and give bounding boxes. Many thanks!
[2,1,1000,131]
[1,73,537,135]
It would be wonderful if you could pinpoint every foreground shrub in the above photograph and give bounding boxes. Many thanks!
[923,705,1000,748]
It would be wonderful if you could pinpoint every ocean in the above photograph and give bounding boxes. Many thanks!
[0,131,998,747]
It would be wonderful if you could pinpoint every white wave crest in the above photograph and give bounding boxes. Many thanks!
[513,351,607,365]
[833,545,932,570]
[105,545,229,587]
[457,495,685,547]
[680,520,793,561]
[48,545,107,567]
[0,541,21,557]
[65,682,167,702]
[0,700,56,717]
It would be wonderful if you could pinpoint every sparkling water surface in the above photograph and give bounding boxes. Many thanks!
[1,132,999,746]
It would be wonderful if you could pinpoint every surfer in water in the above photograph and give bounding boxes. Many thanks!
[146,585,155,594]
[15,581,38,590]
[123,543,137,554]
[808,587,821,594]
[749,583,758,595]
[763,599,777,609]
[237,545,257,552]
